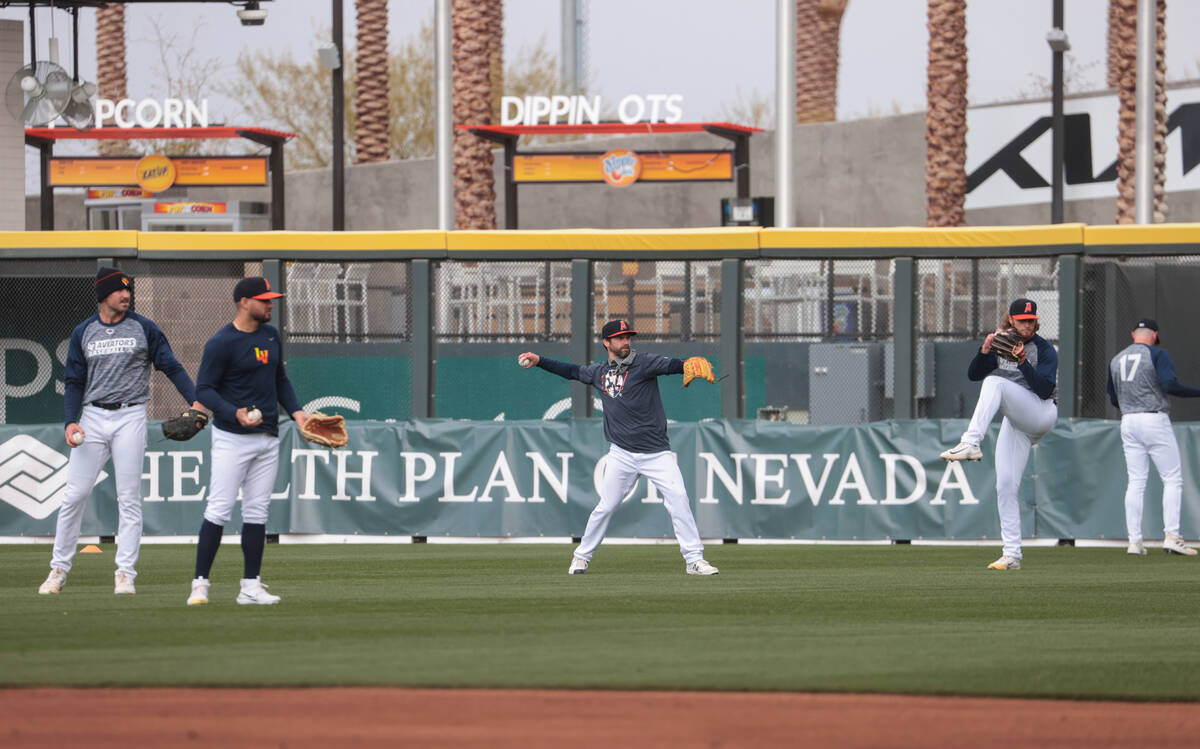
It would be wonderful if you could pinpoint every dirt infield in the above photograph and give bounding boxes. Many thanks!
[4,688,1200,748]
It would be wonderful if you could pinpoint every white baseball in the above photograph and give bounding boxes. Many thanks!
[70,432,84,446]
[247,407,262,423]
[518,356,531,368]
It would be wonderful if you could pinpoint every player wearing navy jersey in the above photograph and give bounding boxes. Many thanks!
[187,277,311,606]
[1107,319,1199,556]
[39,267,204,596]
[519,319,718,576]
[940,298,1059,570]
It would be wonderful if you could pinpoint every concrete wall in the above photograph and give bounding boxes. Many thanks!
[25,110,1200,230]
[1,20,26,231]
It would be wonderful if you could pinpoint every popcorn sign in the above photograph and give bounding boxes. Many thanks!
[601,149,641,187]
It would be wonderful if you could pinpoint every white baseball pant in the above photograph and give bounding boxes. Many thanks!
[1120,411,1183,543]
[960,376,1058,560]
[51,404,147,578]
[203,426,280,526]
[574,444,705,564]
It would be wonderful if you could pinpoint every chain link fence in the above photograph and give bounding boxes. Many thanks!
[434,260,571,342]
[591,260,721,340]
[1080,254,1200,421]
[285,261,412,343]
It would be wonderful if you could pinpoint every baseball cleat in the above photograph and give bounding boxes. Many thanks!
[187,577,210,606]
[568,558,589,575]
[686,559,719,575]
[940,442,983,461]
[1127,541,1147,556]
[114,572,136,595]
[237,577,281,605]
[1162,533,1198,556]
[38,568,67,595]
[986,555,1021,570]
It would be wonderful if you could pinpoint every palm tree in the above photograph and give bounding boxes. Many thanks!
[1109,0,1167,223]
[452,0,502,230]
[796,0,849,123]
[96,2,127,154]
[354,0,390,163]
[924,0,967,227]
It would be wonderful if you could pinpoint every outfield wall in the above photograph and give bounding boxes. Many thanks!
[3,225,1200,541]
[1,417,1195,541]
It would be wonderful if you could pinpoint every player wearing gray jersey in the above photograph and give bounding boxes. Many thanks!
[1107,319,1199,556]
[38,267,204,596]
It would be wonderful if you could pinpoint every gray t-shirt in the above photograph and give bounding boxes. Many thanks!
[1109,342,1169,414]
[63,311,196,425]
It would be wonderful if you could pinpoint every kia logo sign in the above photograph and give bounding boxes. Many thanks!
[965,85,1200,209]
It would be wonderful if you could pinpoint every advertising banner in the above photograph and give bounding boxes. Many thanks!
[513,152,733,183]
[2,418,1193,542]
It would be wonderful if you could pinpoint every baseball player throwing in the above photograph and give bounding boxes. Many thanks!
[519,319,719,576]
[187,277,310,606]
[940,298,1058,570]
[1107,318,1199,556]
[39,267,204,596]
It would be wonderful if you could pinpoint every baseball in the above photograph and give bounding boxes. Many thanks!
[247,407,262,423]
[70,432,84,446]
[518,356,531,368]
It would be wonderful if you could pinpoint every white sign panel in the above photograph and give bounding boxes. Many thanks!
[966,85,1200,209]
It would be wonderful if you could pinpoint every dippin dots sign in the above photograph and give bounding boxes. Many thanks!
[501,94,684,126]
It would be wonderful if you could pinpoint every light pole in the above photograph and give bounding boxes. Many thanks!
[332,0,345,230]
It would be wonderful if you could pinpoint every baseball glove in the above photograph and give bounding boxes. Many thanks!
[989,329,1026,362]
[300,412,348,448]
[161,408,209,441]
[682,356,716,388]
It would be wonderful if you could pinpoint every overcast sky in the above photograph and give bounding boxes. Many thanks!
[4,0,1200,191]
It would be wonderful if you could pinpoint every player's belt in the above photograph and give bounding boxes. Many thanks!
[90,401,143,410]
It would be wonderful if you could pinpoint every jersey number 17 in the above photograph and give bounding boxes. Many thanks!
[1117,353,1143,381]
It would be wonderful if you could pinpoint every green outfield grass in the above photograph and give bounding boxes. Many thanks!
[1,543,1198,699]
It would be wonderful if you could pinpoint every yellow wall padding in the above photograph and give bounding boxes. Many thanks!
[0,231,138,249]
[761,224,1086,249]
[136,231,447,252]
[447,227,761,252]
[1084,224,1200,246]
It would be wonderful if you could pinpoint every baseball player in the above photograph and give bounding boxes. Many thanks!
[1107,319,1199,556]
[187,277,311,606]
[39,267,204,596]
[518,319,719,576]
[940,298,1058,570]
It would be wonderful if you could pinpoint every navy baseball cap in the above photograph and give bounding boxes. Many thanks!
[234,277,284,302]
[1009,298,1038,320]
[601,319,637,339]
[1134,318,1160,341]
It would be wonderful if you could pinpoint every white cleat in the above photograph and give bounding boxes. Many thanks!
[38,568,67,595]
[568,558,589,575]
[114,572,136,595]
[237,577,281,605]
[1162,533,1198,556]
[187,577,210,606]
[986,555,1021,570]
[1127,541,1147,556]
[940,442,983,461]
[686,559,719,576]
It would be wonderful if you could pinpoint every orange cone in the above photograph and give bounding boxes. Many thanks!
[80,544,102,554]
